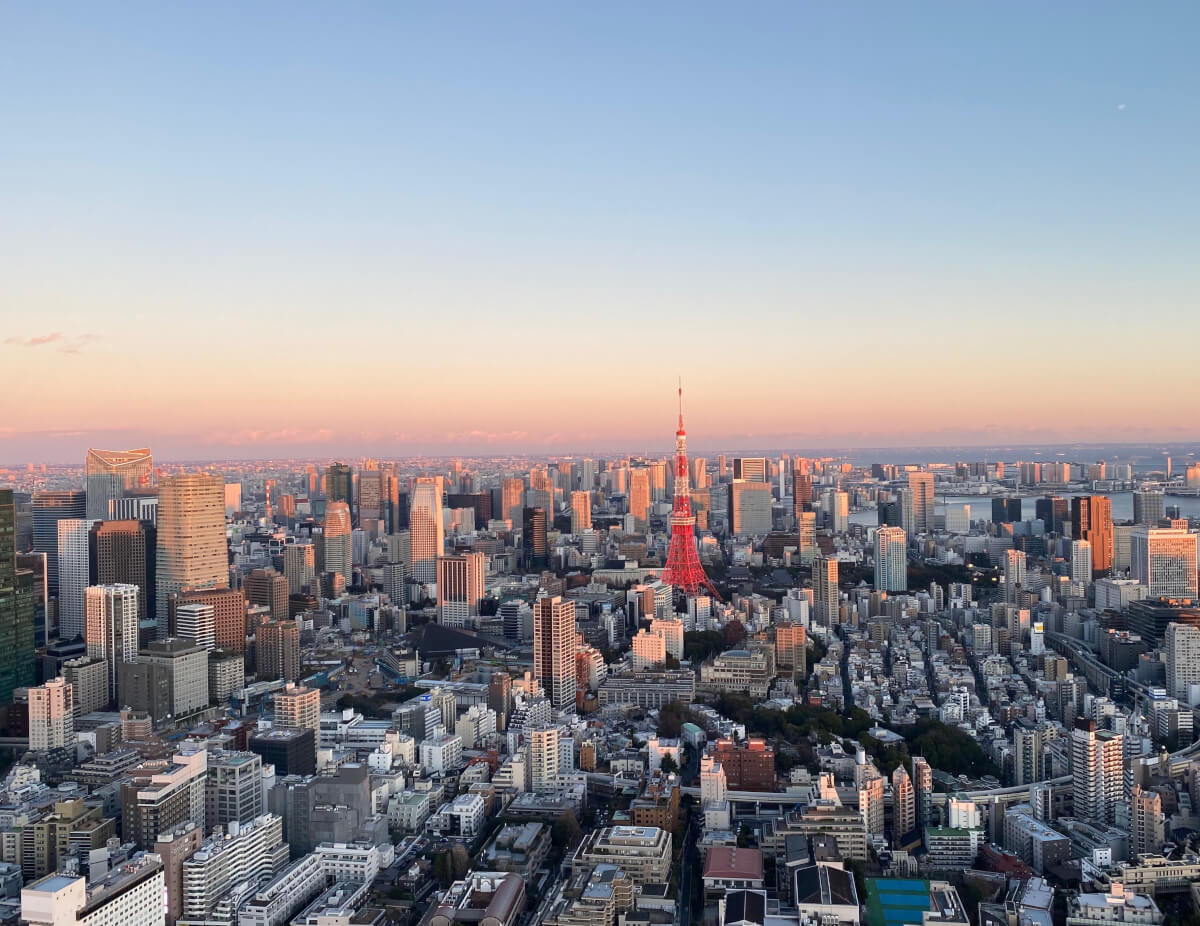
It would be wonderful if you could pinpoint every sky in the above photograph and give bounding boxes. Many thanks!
[3,2,1199,462]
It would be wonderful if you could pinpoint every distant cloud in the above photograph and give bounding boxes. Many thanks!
[4,332,98,353]
[1117,103,1126,111]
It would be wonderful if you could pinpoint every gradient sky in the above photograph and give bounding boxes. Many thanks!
[3,2,1199,461]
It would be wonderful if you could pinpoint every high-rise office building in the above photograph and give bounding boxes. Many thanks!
[1133,491,1166,526]
[436,552,486,628]
[32,489,86,596]
[534,595,576,711]
[628,469,651,531]
[501,478,525,526]
[173,587,246,653]
[57,518,94,641]
[174,602,216,651]
[283,543,315,595]
[1072,496,1113,577]
[911,755,933,829]
[85,583,140,704]
[733,458,768,483]
[874,527,907,593]
[325,462,354,516]
[1166,623,1200,701]
[86,448,153,521]
[907,472,935,534]
[357,461,384,525]
[1070,540,1093,593]
[797,510,817,565]
[244,568,289,622]
[793,472,813,519]
[729,480,772,536]
[1004,549,1027,604]
[1131,527,1199,598]
[29,677,74,751]
[410,476,445,584]
[1035,496,1068,534]
[570,491,592,534]
[322,503,352,584]
[814,557,839,627]
[0,489,36,698]
[522,507,548,571]
[156,474,228,636]
[91,519,154,622]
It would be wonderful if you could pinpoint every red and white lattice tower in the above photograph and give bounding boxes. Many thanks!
[661,384,721,599]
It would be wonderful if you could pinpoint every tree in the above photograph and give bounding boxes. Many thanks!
[737,823,752,848]
[659,754,679,775]
[723,619,746,647]
[684,631,725,663]
[551,811,582,847]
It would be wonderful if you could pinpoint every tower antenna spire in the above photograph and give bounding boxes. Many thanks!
[678,377,684,431]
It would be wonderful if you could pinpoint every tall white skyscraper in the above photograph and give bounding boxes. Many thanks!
[156,473,228,637]
[831,490,849,534]
[57,518,94,640]
[1070,721,1124,825]
[1165,622,1200,701]
[323,502,353,583]
[874,526,907,593]
[1004,549,1027,603]
[907,472,935,534]
[1131,527,1199,598]
[85,583,140,703]
[410,476,445,584]
[814,556,839,627]
[1070,540,1093,593]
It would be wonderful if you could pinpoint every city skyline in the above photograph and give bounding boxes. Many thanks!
[4,3,1200,458]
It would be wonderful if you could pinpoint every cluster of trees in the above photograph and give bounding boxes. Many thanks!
[860,718,1000,779]
[712,693,998,781]
[683,631,725,663]
[338,686,420,719]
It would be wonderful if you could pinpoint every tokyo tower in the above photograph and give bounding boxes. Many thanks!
[661,383,721,599]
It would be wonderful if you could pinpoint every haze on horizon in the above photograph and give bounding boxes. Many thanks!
[3,2,1199,461]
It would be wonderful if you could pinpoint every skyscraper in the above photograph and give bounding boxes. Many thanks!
[534,595,576,711]
[283,543,315,595]
[1070,540,1093,593]
[814,557,839,627]
[1072,496,1113,577]
[1013,721,1044,786]
[173,587,246,653]
[85,583,140,704]
[522,507,548,571]
[733,458,767,483]
[1,489,37,699]
[436,552,486,628]
[244,568,289,622]
[1004,549,1027,604]
[32,489,85,596]
[1131,527,1199,598]
[729,480,772,537]
[1131,786,1166,856]
[322,502,353,584]
[907,472,935,535]
[325,462,354,518]
[570,491,592,534]
[91,519,154,622]
[792,472,812,519]
[501,478,525,526]
[628,469,651,531]
[85,447,153,521]
[256,619,300,682]
[1070,720,1124,825]
[1165,622,1200,700]
[1133,490,1166,526]
[57,518,93,641]
[410,476,445,584]
[1035,496,1068,534]
[174,602,216,651]
[874,526,907,593]
[156,474,228,636]
[892,765,915,846]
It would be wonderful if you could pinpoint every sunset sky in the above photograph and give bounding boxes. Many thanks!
[3,2,1198,461]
